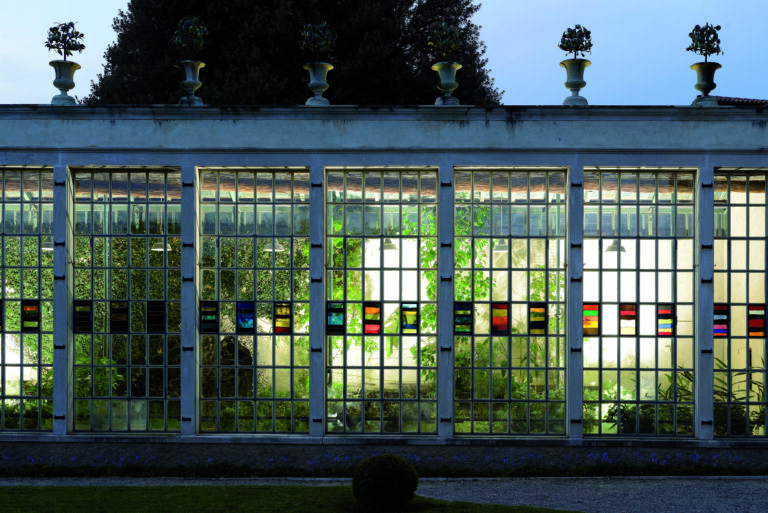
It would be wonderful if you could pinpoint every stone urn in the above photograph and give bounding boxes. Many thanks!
[690,61,722,107]
[49,60,81,106]
[175,60,205,106]
[560,58,591,106]
[432,62,462,105]
[303,62,333,106]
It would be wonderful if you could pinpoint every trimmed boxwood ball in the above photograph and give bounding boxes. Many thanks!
[352,454,419,512]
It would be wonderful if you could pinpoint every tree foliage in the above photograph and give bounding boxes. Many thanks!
[85,0,502,105]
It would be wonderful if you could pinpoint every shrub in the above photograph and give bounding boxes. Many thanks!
[352,455,419,512]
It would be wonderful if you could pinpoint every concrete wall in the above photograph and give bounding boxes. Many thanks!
[0,105,767,153]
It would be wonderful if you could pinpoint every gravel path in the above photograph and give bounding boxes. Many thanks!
[1,476,768,513]
[416,477,768,513]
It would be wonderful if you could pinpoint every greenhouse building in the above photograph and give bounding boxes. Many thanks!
[0,101,767,469]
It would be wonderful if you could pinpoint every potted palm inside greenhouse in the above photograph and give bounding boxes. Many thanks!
[687,23,722,107]
[45,22,85,106]
[172,16,208,106]
[301,22,336,106]
[558,24,592,106]
[429,22,463,105]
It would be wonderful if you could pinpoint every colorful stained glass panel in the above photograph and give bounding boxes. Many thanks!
[401,303,419,334]
[656,304,675,337]
[236,301,255,332]
[274,302,291,333]
[454,301,473,334]
[200,301,219,334]
[749,304,765,337]
[619,303,637,336]
[326,302,345,335]
[21,300,40,332]
[74,300,93,333]
[528,302,547,335]
[583,303,600,336]
[714,304,729,337]
[491,302,509,335]
[110,301,129,333]
[364,302,382,334]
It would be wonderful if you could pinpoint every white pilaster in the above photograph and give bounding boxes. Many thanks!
[180,164,199,435]
[566,162,584,439]
[437,162,455,439]
[308,164,325,438]
[52,164,73,435]
[695,161,714,440]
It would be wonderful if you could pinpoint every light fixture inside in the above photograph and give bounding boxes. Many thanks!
[151,241,172,252]
[382,237,398,251]
[605,239,626,253]
[265,239,286,252]
[492,239,509,252]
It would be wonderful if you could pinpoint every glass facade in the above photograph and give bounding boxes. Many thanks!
[2,161,766,440]
[453,169,566,434]
[325,170,438,433]
[198,170,310,433]
[582,170,695,435]
[0,169,54,431]
[713,173,768,436]
[73,170,182,431]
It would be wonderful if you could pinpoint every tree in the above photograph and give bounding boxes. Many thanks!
[84,0,502,106]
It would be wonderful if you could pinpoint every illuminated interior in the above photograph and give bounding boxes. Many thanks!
[713,173,767,436]
[582,170,695,435]
[325,170,438,433]
[0,169,54,431]
[198,170,310,433]
[453,169,566,435]
[73,170,182,431]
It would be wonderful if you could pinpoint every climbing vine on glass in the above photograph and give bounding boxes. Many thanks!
[325,170,438,434]
[453,169,566,435]
[0,169,54,432]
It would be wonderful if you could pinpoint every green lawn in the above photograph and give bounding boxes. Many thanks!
[0,485,583,513]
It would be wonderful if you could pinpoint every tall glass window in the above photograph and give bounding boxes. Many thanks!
[73,170,182,431]
[0,169,54,431]
[453,169,566,435]
[325,170,438,434]
[713,172,768,436]
[582,170,695,435]
[199,169,310,433]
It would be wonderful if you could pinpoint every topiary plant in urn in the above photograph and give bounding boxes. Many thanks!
[172,16,208,106]
[687,23,723,106]
[558,24,592,106]
[429,22,463,105]
[46,22,85,106]
[300,22,336,106]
